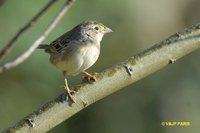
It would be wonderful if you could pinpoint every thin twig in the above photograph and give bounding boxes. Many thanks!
[0,0,58,61]
[0,0,75,73]
[2,22,200,133]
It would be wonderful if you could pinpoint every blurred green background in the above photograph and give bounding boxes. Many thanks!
[0,0,200,132]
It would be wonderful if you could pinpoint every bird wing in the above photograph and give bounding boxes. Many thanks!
[47,31,73,53]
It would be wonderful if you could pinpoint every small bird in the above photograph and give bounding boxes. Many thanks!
[38,21,112,103]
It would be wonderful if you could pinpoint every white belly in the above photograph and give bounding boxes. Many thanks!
[50,44,100,76]
[80,45,100,71]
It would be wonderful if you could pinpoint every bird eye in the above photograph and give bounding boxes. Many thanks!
[94,26,99,30]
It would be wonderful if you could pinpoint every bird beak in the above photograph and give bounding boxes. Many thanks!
[103,27,113,34]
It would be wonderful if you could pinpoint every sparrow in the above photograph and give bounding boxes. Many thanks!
[38,21,112,103]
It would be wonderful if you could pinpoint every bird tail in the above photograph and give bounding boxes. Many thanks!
[37,44,55,54]
[38,44,49,49]
[38,44,51,53]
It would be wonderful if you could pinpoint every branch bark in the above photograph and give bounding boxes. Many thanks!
[0,0,58,61]
[2,23,200,132]
[0,0,75,73]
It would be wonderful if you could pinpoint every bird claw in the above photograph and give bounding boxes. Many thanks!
[64,86,76,103]
[82,72,98,82]
[68,89,77,94]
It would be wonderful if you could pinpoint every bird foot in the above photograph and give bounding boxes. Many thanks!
[82,72,98,82]
[64,86,76,103]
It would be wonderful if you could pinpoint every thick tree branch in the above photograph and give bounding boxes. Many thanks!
[0,0,58,61]
[0,0,75,73]
[2,23,200,132]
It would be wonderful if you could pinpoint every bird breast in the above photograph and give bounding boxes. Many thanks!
[80,44,100,71]
[50,42,100,76]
